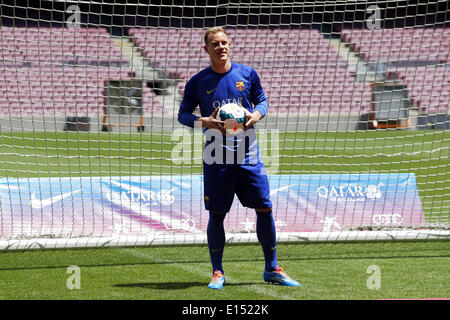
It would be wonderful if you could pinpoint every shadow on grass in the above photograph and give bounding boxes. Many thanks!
[1,241,449,272]
[114,281,255,290]
[0,253,449,272]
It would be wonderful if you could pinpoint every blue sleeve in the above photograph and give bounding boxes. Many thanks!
[250,69,268,118]
[177,79,200,128]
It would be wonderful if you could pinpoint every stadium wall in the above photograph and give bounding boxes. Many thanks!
[2,0,449,30]
[0,112,423,133]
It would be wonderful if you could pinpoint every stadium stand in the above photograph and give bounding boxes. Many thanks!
[395,65,450,114]
[1,26,446,119]
[259,66,372,113]
[0,27,127,67]
[340,27,450,63]
[128,27,206,79]
[340,27,450,123]
[0,27,165,117]
[129,27,373,114]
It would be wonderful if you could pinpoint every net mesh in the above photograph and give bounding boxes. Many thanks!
[0,1,448,249]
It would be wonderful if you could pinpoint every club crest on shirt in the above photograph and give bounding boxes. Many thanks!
[235,81,245,91]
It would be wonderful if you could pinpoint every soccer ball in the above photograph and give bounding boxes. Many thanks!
[216,103,247,135]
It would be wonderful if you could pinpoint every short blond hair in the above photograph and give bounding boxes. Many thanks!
[203,27,228,45]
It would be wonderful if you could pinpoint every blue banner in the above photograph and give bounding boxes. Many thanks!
[0,173,424,238]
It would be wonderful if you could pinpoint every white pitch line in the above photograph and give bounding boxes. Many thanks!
[123,248,297,300]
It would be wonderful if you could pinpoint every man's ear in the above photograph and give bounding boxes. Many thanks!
[203,45,208,53]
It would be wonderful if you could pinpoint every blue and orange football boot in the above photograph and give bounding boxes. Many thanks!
[208,270,226,290]
[263,267,300,287]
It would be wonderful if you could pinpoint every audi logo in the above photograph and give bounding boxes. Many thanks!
[372,214,403,225]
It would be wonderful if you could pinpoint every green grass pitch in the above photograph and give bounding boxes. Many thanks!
[0,129,448,299]
[0,242,448,299]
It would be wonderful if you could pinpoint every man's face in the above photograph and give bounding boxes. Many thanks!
[204,31,231,65]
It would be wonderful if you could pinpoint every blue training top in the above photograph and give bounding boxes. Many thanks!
[177,62,269,165]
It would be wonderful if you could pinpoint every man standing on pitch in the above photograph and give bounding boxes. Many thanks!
[178,27,300,289]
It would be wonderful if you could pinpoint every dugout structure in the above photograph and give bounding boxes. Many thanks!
[102,79,146,132]
[370,82,412,129]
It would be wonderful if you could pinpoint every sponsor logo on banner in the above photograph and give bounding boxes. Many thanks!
[373,214,403,225]
[316,183,384,201]
[30,189,82,209]
[0,174,424,239]
[101,179,198,232]
[320,216,343,232]
[104,180,176,206]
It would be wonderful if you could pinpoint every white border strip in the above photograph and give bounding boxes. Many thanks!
[1,230,449,251]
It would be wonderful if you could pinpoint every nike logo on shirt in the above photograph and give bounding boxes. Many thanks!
[206,88,216,94]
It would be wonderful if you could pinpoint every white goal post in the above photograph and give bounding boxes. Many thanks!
[2,230,450,251]
[0,1,449,251]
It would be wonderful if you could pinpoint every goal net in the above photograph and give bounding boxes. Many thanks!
[0,1,449,250]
